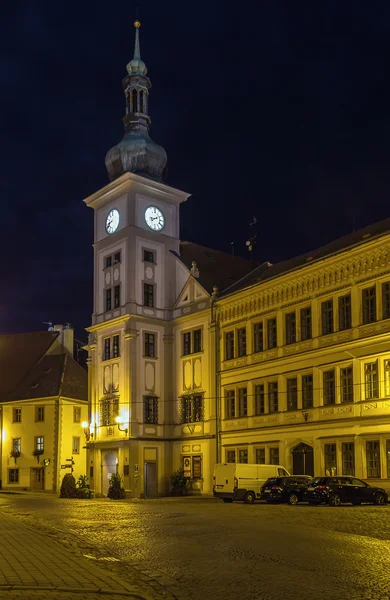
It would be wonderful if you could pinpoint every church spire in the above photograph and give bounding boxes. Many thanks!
[105,20,167,182]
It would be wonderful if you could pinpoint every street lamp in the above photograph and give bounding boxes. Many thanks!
[115,416,128,435]
[81,421,92,441]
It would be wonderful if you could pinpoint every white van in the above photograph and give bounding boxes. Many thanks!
[213,463,290,504]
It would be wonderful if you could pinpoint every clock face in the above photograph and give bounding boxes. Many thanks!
[106,209,120,234]
[145,206,165,231]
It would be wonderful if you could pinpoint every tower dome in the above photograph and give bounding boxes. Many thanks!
[105,21,167,182]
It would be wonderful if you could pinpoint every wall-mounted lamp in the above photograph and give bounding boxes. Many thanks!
[81,421,93,441]
[115,416,128,435]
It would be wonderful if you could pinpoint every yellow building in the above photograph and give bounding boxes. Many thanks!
[0,326,88,492]
[217,218,390,487]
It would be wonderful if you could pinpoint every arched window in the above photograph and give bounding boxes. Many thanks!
[132,89,138,113]
[139,90,144,113]
[126,91,130,114]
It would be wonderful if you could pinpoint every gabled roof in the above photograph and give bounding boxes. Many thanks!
[0,331,88,403]
[177,241,257,294]
[221,217,390,297]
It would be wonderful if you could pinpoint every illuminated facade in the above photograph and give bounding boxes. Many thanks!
[0,326,88,492]
[216,221,390,485]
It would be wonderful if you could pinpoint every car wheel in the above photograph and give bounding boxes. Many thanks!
[222,498,233,503]
[374,492,386,506]
[244,491,255,504]
[288,493,299,506]
[329,493,341,506]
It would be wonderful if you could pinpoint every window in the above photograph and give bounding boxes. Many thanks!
[72,437,80,454]
[103,338,111,361]
[225,332,234,360]
[144,395,158,424]
[268,381,278,413]
[269,447,279,465]
[73,407,81,423]
[99,396,119,426]
[340,367,353,403]
[324,443,337,476]
[238,449,248,464]
[35,436,44,451]
[285,312,296,345]
[302,374,313,409]
[226,390,235,418]
[253,322,263,353]
[237,328,246,357]
[143,283,154,307]
[366,440,380,478]
[8,469,19,483]
[181,395,203,423]
[300,307,312,341]
[144,333,156,358]
[256,448,265,464]
[342,442,355,476]
[267,318,277,349]
[321,300,333,335]
[287,378,298,411]
[192,456,202,479]
[193,329,202,353]
[383,282,390,319]
[362,286,376,324]
[113,335,120,358]
[323,370,335,405]
[113,252,121,264]
[338,294,351,330]
[12,438,21,453]
[35,406,44,422]
[105,256,112,268]
[238,388,247,417]
[13,408,21,423]
[143,250,155,263]
[365,361,378,399]
[385,360,390,396]
[254,384,265,415]
[183,332,191,355]
[114,285,121,308]
[226,450,236,463]
[105,288,112,312]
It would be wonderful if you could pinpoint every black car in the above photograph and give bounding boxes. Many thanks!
[261,476,313,505]
[304,476,388,506]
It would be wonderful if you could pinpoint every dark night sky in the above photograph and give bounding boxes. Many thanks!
[2,1,390,341]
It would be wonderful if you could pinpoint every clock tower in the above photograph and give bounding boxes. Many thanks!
[84,22,191,497]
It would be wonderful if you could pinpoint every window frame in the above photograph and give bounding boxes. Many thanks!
[13,408,22,423]
[362,285,377,325]
[225,331,235,360]
[300,306,312,341]
[323,369,336,405]
[143,283,154,308]
[287,377,298,411]
[72,437,80,454]
[143,249,155,263]
[35,406,45,422]
[302,374,313,409]
[225,389,235,419]
[114,285,121,308]
[268,381,278,413]
[338,293,352,331]
[285,311,296,345]
[144,395,158,424]
[8,469,19,483]
[254,383,265,415]
[321,299,334,335]
[382,282,390,320]
[253,321,264,353]
[144,332,156,358]
[267,318,277,349]
[237,328,247,357]
[112,334,120,358]
[73,407,81,423]
[105,288,112,312]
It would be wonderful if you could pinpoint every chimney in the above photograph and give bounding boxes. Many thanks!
[53,323,74,357]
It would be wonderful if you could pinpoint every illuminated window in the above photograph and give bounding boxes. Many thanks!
[253,322,263,353]
[382,282,390,319]
[366,441,380,478]
[237,328,246,357]
[254,384,265,415]
[342,443,355,476]
[226,450,236,463]
[302,375,313,409]
[8,469,19,483]
[73,407,81,423]
[340,367,353,403]
[99,396,119,426]
[321,300,333,335]
[339,294,352,330]
[226,390,235,418]
[267,318,277,349]
[72,437,80,454]
[365,362,378,399]
[300,307,312,341]
[255,448,265,464]
[144,396,158,424]
[323,370,335,405]
[287,378,298,411]
[285,312,296,345]
[12,438,21,453]
[180,395,203,423]
[35,406,44,422]
[225,332,234,360]
[35,437,44,451]
[324,444,337,476]
[238,388,247,417]
[362,286,376,324]
[268,381,278,413]
[238,449,248,464]
[144,333,156,358]
[13,408,21,423]
[269,447,279,465]
[143,283,154,307]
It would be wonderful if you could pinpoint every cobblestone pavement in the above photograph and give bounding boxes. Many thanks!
[1,493,390,600]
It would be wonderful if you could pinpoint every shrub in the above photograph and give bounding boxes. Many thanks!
[170,468,187,490]
[76,475,93,499]
[60,473,77,498]
[107,473,126,499]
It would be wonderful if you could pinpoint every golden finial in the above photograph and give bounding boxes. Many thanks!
[134,20,141,28]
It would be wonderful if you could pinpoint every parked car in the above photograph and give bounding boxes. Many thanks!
[304,476,388,506]
[261,476,313,505]
[213,463,290,504]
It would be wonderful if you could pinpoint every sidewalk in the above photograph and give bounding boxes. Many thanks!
[0,510,155,600]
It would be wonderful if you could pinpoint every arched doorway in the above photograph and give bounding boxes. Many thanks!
[102,451,117,496]
[292,443,314,476]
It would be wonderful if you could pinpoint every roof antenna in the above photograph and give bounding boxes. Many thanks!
[43,321,54,332]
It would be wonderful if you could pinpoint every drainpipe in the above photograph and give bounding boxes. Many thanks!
[211,286,221,464]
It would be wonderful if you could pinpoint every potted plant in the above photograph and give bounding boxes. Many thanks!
[10,449,20,464]
[33,449,44,463]
[169,468,187,496]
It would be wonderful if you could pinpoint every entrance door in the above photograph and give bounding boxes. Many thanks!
[30,468,45,490]
[102,451,117,496]
[144,462,157,498]
[292,443,314,476]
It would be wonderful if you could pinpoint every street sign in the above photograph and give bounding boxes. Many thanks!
[61,464,72,469]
